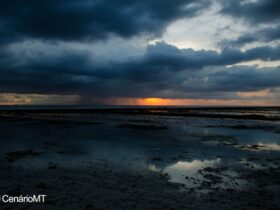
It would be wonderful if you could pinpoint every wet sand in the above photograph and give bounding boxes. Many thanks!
[0,107,279,209]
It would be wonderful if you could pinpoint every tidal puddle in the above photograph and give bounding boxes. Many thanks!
[158,158,249,191]
[163,159,222,187]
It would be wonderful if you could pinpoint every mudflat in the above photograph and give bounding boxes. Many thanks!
[0,107,279,210]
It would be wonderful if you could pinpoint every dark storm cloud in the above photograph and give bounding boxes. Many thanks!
[160,65,280,99]
[220,0,280,24]
[185,66,280,92]
[119,42,280,81]
[0,0,210,43]
[0,41,280,98]
[88,42,280,83]
[219,26,280,48]
[218,0,280,49]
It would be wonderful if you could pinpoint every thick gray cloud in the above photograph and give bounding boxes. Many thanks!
[219,26,280,48]
[218,0,280,48]
[184,66,280,92]
[0,41,280,99]
[220,0,280,24]
[0,0,210,43]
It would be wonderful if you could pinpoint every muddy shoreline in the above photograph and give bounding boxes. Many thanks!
[0,109,279,209]
[0,158,279,210]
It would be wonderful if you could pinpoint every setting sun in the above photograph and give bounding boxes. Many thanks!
[143,98,163,105]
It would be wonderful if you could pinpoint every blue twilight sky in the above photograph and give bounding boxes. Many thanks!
[0,0,280,105]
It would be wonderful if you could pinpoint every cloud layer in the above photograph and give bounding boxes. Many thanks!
[0,0,279,104]
[0,41,279,99]
[0,0,209,43]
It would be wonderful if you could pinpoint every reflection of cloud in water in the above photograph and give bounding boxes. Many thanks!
[162,158,222,186]
[258,143,280,151]
[148,164,160,172]
[239,143,280,152]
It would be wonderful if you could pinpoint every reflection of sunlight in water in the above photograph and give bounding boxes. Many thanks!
[162,158,222,186]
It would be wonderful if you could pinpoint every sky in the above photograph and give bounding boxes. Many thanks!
[0,0,280,106]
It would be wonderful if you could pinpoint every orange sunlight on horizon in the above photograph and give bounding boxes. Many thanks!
[0,94,279,106]
[143,98,165,106]
[108,97,279,106]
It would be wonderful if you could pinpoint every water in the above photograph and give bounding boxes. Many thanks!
[0,109,279,192]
